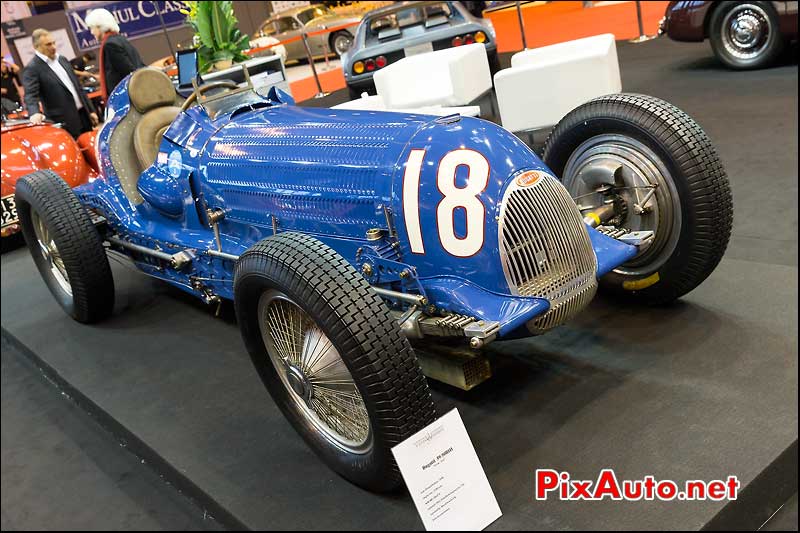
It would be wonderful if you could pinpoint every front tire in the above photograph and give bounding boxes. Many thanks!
[542,93,733,304]
[709,1,784,70]
[234,232,436,492]
[15,169,114,322]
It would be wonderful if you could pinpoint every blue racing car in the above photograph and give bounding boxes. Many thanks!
[15,66,732,492]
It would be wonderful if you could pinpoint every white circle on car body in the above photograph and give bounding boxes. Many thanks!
[168,150,182,178]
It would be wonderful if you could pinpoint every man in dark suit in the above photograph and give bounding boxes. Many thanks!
[23,29,98,138]
[85,8,145,98]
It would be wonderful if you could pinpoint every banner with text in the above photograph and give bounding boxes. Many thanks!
[66,0,188,52]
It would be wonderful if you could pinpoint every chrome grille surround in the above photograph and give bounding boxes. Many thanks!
[498,171,598,334]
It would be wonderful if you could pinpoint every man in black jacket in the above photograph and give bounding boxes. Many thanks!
[22,29,98,138]
[85,8,145,98]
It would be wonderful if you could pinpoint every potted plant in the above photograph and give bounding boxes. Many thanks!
[181,1,250,73]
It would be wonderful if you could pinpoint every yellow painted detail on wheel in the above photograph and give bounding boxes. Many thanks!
[623,272,660,291]
[586,212,601,225]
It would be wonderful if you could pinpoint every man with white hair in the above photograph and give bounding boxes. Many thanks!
[23,28,98,138]
[85,8,144,98]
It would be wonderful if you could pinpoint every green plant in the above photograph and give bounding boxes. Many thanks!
[181,1,249,72]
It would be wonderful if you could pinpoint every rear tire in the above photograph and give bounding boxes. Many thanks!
[16,169,114,322]
[347,84,372,100]
[330,31,353,57]
[488,49,501,77]
[543,93,733,305]
[234,232,436,491]
[709,1,784,69]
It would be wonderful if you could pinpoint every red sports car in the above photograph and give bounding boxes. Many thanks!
[661,1,798,69]
[1,120,97,237]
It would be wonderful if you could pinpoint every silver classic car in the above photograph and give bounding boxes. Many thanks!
[342,1,497,97]
[257,4,361,62]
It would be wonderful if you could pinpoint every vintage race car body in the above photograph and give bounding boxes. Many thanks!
[75,71,639,342]
[18,66,731,491]
[1,120,96,236]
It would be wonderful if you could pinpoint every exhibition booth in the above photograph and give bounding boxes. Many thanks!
[1,1,797,531]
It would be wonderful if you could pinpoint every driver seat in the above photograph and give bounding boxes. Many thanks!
[129,68,182,170]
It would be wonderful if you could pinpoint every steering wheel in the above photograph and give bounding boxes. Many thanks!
[180,80,240,111]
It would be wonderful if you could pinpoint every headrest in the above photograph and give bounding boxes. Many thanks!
[128,68,176,113]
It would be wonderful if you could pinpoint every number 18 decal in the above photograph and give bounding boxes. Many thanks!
[402,148,489,257]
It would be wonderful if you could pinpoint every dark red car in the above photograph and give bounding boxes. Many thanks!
[661,1,798,69]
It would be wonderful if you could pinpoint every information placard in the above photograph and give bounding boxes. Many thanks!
[392,409,502,531]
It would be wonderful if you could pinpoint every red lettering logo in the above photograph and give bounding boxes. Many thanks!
[516,171,541,188]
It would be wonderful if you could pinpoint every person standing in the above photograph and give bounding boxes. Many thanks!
[1,59,22,108]
[22,29,98,138]
[85,8,145,99]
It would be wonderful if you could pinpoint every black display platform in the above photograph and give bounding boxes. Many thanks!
[2,38,797,530]
[2,241,796,530]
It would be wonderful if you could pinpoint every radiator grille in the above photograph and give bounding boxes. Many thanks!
[500,173,597,333]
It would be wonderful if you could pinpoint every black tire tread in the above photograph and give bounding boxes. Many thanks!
[234,232,436,491]
[542,93,733,304]
[15,169,114,323]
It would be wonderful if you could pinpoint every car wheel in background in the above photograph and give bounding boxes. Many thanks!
[330,31,353,57]
[234,232,436,491]
[709,1,784,69]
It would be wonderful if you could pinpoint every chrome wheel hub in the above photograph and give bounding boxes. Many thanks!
[285,364,313,404]
[722,4,770,59]
[333,34,352,55]
[562,134,682,276]
[733,16,759,45]
[31,210,72,296]
[258,291,371,453]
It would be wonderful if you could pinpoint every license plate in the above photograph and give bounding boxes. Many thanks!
[403,42,434,57]
[1,195,18,228]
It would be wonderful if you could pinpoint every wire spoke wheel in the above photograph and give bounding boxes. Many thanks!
[16,170,114,323]
[235,232,436,491]
[31,209,72,295]
[259,291,370,452]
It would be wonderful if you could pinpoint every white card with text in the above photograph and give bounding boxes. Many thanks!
[392,409,502,531]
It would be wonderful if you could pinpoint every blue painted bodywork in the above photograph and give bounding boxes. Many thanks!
[76,76,640,339]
